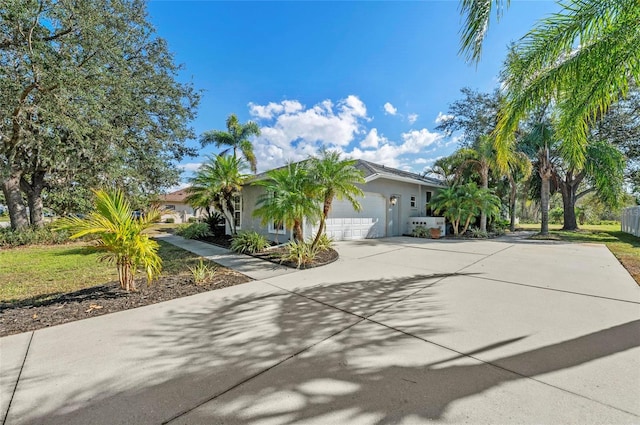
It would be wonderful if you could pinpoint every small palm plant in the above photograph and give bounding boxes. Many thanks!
[55,189,162,291]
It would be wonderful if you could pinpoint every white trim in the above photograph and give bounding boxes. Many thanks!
[268,220,286,234]
[364,172,444,187]
[233,194,242,230]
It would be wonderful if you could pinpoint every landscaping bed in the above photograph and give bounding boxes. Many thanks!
[0,241,252,337]
[0,270,251,337]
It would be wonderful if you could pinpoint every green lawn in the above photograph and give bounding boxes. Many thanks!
[0,216,9,222]
[517,223,640,284]
[0,240,206,304]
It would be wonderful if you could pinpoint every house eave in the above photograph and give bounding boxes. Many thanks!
[364,173,444,188]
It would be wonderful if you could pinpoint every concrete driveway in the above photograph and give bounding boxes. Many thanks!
[1,236,639,424]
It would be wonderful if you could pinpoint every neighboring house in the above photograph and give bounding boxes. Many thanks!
[157,188,203,223]
[239,160,446,241]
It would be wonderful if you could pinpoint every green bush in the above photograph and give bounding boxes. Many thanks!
[176,222,211,240]
[165,217,175,223]
[281,240,319,269]
[314,233,334,251]
[0,225,69,248]
[549,207,564,224]
[412,226,429,238]
[188,257,217,284]
[468,227,489,238]
[187,217,197,223]
[230,231,270,254]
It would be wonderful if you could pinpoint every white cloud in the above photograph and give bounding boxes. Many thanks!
[360,128,387,149]
[383,102,397,115]
[407,113,419,124]
[250,96,369,171]
[346,128,442,168]
[414,158,428,164]
[245,95,446,173]
[178,162,203,172]
[435,112,454,124]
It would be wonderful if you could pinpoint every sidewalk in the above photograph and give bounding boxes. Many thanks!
[155,233,298,280]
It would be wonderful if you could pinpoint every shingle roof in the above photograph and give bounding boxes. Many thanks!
[159,188,190,203]
[251,159,444,187]
[354,160,444,186]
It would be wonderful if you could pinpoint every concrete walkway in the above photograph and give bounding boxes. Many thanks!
[155,233,297,280]
[1,236,639,424]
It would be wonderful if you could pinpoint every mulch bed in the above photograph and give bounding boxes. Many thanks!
[0,268,251,337]
[195,234,339,269]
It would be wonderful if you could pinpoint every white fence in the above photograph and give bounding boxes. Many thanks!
[621,207,640,237]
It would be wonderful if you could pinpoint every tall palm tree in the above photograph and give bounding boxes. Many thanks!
[456,135,497,232]
[494,1,640,170]
[200,114,261,173]
[521,122,557,236]
[459,0,510,64]
[307,149,365,250]
[253,163,319,242]
[187,155,248,235]
[505,150,532,231]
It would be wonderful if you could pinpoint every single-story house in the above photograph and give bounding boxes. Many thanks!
[237,159,446,241]
[157,188,205,223]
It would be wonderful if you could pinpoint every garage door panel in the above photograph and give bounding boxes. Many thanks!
[324,192,385,240]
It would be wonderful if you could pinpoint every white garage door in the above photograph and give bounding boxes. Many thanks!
[323,192,386,240]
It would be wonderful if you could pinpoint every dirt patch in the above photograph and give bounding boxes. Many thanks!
[0,268,251,337]
[252,247,339,269]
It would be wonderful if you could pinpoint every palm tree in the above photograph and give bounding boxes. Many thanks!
[253,162,320,242]
[200,114,261,173]
[307,149,365,250]
[494,2,640,170]
[456,135,497,232]
[521,121,557,235]
[459,0,510,64]
[187,155,248,235]
[505,150,532,231]
[431,182,500,236]
[55,190,162,292]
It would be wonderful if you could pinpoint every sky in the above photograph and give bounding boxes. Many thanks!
[146,0,563,187]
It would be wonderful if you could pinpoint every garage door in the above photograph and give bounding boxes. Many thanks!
[323,192,386,240]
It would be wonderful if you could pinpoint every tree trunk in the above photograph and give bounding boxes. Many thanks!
[480,167,488,232]
[21,171,46,228]
[311,196,332,249]
[509,174,517,232]
[293,219,303,242]
[558,169,584,231]
[2,170,30,230]
[540,174,550,235]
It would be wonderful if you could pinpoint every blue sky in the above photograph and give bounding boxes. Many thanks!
[147,1,562,185]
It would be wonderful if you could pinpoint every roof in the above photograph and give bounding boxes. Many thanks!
[250,159,444,187]
[159,188,190,203]
[355,160,445,187]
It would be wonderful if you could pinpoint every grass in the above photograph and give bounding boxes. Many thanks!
[0,216,9,222]
[0,240,211,305]
[517,223,640,284]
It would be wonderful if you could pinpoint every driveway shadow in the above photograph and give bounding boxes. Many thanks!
[11,272,640,424]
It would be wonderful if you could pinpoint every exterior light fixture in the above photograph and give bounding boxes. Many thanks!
[390,195,398,205]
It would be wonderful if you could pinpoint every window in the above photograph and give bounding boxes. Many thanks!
[165,204,176,211]
[233,194,242,229]
[410,195,417,208]
[268,220,285,234]
[425,191,433,216]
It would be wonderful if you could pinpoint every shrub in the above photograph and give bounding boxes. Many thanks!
[165,217,175,223]
[230,231,270,254]
[188,258,217,284]
[54,190,162,291]
[176,222,211,240]
[187,216,197,223]
[204,212,226,236]
[281,240,319,268]
[314,233,334,251]
[412,226,429,238]
[468,227,489,238]
[549,207,564,224]
[0,225,69,248]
